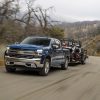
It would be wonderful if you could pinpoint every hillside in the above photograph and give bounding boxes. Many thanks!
[59,21,100,39]
[84,35,100,56]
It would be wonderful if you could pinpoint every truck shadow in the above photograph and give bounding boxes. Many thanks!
[5,69,39,76]
[4,67,63,77]
[68,63,80,67]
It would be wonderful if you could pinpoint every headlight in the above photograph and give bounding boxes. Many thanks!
[32,50,42,58]
[6,47,10,50]
[37,49,43,54]
[6,47,10,53]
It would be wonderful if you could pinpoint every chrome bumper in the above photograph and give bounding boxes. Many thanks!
[5,56,43,68]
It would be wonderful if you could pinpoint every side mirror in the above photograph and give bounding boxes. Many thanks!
[52,44,59,49]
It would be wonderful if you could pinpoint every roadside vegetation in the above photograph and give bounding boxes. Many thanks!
[85,35,100,56]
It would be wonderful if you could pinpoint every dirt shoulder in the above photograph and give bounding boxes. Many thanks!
[0,60,4,66]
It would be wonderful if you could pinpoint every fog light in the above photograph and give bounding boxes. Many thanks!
[10,62,14,64]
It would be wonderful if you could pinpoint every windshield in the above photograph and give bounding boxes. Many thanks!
[21,37,51,47]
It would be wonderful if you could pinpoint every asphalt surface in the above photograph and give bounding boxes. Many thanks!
[0,56,100,100]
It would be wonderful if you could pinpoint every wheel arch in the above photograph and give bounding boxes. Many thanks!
[45,55,51,62]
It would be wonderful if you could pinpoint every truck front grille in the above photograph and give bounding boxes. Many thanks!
[9,54,34,59]
[8,49,34,59]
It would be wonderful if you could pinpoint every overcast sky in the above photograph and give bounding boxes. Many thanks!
[1,0,100,22]
[34,0,100,22]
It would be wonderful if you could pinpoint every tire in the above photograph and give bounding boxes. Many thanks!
[4,54,16,73]
[61,58,69,70]
[39,59,50,76]
[81,55,86,65]
[5,65,16,73]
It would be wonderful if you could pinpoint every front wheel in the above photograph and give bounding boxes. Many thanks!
[39,59,50,76]
[61,58,69,70]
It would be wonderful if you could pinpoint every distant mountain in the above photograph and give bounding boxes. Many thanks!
[57,21,100,39]
[59,21,100,28]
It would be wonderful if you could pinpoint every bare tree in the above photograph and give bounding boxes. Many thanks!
[0,0,20,23]
[0,0,17,35]
[14,1,54,36]
[32,6,54,33]
[14,0,36,36]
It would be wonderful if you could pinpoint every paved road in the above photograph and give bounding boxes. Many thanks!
[0,56,100,100]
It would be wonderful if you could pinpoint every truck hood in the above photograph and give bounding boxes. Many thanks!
[9,44,44,51]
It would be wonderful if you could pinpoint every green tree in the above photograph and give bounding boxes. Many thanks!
[48,27,64,39]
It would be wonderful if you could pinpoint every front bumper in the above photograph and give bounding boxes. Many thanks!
[5,56,43,68]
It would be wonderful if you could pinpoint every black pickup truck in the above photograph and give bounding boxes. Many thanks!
[4,37,70,76]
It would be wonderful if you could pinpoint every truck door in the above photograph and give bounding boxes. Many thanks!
[51,39,64,66]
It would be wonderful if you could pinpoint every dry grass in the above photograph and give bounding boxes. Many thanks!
[85,35,100,56]
[0,44,6,66]
[0,44,6,59]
